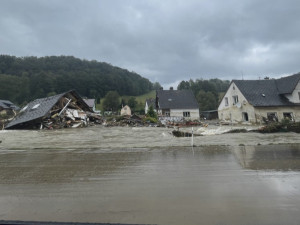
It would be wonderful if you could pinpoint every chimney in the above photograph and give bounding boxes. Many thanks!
[170,87,173,90]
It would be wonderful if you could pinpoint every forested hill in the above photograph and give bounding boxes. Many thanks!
[0,55,153,105]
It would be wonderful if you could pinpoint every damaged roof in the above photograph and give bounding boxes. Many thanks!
[0,100,20,111]
[156,89,199,109]
[5,90,91,129]
[83,99,95,108]
[233,72,300,107]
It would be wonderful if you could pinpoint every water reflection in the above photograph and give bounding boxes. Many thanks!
[233,144,300,171]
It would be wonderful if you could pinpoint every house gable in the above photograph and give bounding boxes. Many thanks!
[218,82,248,111]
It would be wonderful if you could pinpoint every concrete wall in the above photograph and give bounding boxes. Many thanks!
[170,109,200,120]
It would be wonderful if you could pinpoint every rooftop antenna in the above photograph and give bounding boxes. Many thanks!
[241,71,244,80]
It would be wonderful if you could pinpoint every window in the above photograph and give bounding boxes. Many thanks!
[165,112,170,116]
[298,92,300,100]
[232,95,239,104]
[267,112,278,122]
[183,112,190,117]
[283,112,293,121]
[225,97,229,106]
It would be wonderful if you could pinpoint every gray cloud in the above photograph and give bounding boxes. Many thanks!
[1,0,300,87]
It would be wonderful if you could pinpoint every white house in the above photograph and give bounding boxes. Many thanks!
[218,73,300,124]
[156,88,199,120]
[121,105,132,116]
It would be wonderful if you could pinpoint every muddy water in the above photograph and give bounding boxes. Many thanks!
[0,126,300,225]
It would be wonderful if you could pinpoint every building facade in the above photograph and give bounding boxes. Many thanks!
[218,73,300,124]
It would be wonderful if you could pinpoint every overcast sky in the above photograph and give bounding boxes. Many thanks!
[1,0,300,88]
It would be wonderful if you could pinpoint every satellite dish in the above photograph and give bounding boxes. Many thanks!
[236,102,242,108]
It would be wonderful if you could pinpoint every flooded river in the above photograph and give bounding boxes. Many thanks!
[0,126,300,225]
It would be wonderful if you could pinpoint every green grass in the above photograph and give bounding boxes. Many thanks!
[96,90,156,112]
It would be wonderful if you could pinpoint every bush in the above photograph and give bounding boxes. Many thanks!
[143,116,158,124]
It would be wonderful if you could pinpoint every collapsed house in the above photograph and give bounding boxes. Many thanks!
[0,100,20,129]
[5,90,101,130]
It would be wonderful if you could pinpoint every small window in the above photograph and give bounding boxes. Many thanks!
[225,97,229,106]
[298,92,300,100]
[183,112,190,117]
[20,105,28,112]
[283,112,293,121]
[267,112,278,122]
[232,95,239,104]
[233,85,235,90]
[32,103,40,109]
[165,112,170,116]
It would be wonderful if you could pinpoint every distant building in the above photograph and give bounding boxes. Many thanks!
[156,87,199,120]
[145,98,155,114]
[121,105,131,116]
[218,73,300,123]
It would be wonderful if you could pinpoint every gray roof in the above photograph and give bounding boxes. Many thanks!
[0,100,20,110]
[276,73,300,94]
[156,89,199,109]
[83,99,95,108]
[233,73,300,107]
[5,90,91,129]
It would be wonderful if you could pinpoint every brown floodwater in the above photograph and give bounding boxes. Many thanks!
[0,126,300,225]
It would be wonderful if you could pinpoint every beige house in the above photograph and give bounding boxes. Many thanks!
[121,105,132,116]
[156,88,199,120]
[218,73,300,124]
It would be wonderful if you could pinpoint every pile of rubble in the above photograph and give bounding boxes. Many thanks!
[5,90,102,130]
[40,97,102,129]
[104,115,161,127]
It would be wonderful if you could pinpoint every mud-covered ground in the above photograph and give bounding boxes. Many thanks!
[0,126,300,225]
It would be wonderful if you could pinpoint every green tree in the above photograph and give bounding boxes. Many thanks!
[146,105,157,119]
[196,90,217,111]
[128,97,137,110]
[102,91,120,112]
[153,82,162,90]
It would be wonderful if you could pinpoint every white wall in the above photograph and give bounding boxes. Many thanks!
[286,81,300,103]
[218,82,248,111]
[170,109,199,120]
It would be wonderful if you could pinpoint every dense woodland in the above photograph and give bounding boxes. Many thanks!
[177,79,230,111]
[0,55,154,105]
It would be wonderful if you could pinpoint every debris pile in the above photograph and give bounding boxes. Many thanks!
[40,97,102,129]
[5,90,102,130]
[172,129,202,137]
[104,115,160,127]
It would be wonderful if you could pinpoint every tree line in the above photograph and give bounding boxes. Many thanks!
[177,78,230,111]
[0,55,154,105]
